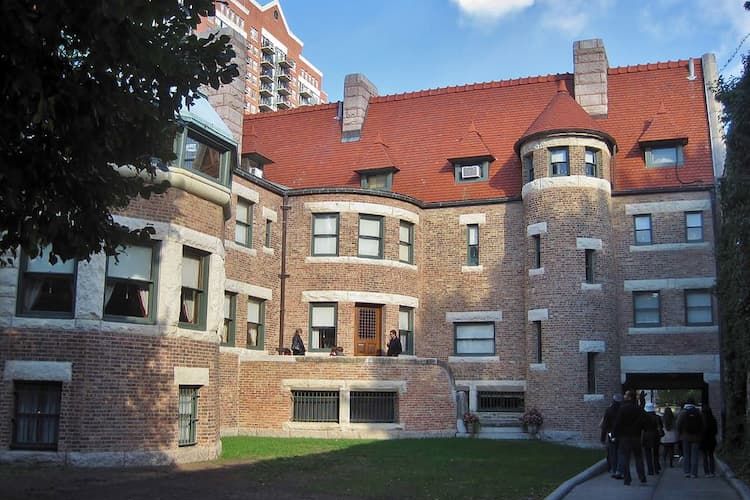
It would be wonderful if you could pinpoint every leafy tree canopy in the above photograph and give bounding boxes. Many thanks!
[0,0,238,265]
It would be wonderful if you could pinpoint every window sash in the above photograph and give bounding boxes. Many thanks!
[265,220,272,247]
[179,250,208,328]
[535,321,542,363]
[523,154,534,182]
[533,235,541,269]
[646,145,683,167]
[358,216,383,258]
[222,293,236,346]
[686,290,713,325]
[12,382,62,450]
[178,386,199,446]
[634,292,661,327]
[399,306,414,355]
[685,211,703,242]
[634,215,652,245]
[549,148,569,176]
[26,246,75,274]
[399,222,413,264]
[467,225,479,266]
[235,199,253,246]
[310,303,336,350]
[585,249,595,284]
[455,323,494,355]
[312,214,338,256]
[585,149,598,177]
[587,352,597,394]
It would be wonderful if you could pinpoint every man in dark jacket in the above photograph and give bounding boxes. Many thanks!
[613,390,647,485]
[601,394,623,476]
[676,398,704,478]
[386,329,402,357]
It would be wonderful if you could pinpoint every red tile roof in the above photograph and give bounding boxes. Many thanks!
[355,132,397,170]
[637,102,688,144]
[243,59,714,202]
[448,121,494,162]
[515,80,615,152]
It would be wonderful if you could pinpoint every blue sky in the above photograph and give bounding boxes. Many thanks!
[276,0,750,102]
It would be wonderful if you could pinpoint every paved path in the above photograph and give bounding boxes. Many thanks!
[564,464,741,500]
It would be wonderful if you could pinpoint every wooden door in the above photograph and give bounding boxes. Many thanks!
[355,304,382,356]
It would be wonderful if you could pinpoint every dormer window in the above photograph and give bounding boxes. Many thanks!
[357,167,397,191]
[240,156,264,178]
[645,143,684,168]
[174,127,232,186]
[452,158,491,183]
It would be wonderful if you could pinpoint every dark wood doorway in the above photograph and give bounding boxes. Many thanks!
[355,304,382,356]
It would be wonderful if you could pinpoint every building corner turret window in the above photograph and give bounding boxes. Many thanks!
[584,148,599,177]
[549,147,569,176]
[17,246,76,318]
[179,248,209,330]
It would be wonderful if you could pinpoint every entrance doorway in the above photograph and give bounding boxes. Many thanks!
[623,373,708,407]
[355,304,382,356]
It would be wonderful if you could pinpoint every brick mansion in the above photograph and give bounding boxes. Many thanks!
[0,38,725,465]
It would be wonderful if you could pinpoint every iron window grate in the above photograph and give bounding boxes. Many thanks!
[350,391,397,423]
[178,386,199,446]
[477,391,525,412]
[292,390,339,422]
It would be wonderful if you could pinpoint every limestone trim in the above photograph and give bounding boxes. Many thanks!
[526,222,548,236]
[225,240,258,256]
[628,326,719,335]
[114,165,231,207]
[522,176,611,199]
[113,215,225,256]
[304,201,419,224]
[262,207,278,222]
[225,279,272,300]
[702,53,727,179]
[232,183,260,204]
[3,361,72,382]
[579,341,606,353]
[583,394,605,402]
[262,247,275,256]
[529,267,545,276]
[461,265,484,273]
[305,256,417,271]
[629,242,711,252]
[527,308,549,322]
[625,199,711,215]
[0,444,221,466]
[581,283,603,291]
[445,311,502,322]
[624,277,715,291]
[519,136,610,158]
[455,380,526,391]
[448,356,500,363]
[529,363,547,371]
[173,367,210,386]
[301,291,418,308]
[576,238,603,250]
[458,213,486,225]
[620,354,720,382]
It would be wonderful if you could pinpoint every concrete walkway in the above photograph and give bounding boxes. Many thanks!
[563,464,741,500]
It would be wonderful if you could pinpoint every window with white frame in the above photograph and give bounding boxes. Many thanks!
[685,289,713,326]
[179,248,208,329]
[358,215,383,259]
[685,211,703,242]
[633,291,660,327]
[247,297,265,349]
[312,213,339,256]
[633,214,653,245]
[310,303,337,350]
[455,322,495,355]
[17,246,76,317]
[399,221,414,264]
[235,198,253,247]
[104,244,157,322]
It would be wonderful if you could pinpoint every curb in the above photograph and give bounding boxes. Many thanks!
[545,458,607,500]
[718,458,750,500]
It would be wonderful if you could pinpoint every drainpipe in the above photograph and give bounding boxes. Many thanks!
[278,192,291,353]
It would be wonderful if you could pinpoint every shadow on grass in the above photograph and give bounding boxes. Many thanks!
[0,438,603,500]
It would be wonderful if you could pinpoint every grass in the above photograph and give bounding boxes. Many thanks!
[220,437,603,499]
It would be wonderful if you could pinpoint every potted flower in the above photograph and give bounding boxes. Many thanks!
[463,411,480,435]
[521,408,544,436]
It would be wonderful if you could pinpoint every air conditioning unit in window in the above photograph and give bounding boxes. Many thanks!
[461,165,481,179]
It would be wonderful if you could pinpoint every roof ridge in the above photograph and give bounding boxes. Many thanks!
[609,59,694,74]
[244,102,338,120]
[370,73,572,104]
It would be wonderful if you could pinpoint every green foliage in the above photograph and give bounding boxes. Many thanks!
[716,25,750,472]
[220,437,602,499]
[0,0,238,264]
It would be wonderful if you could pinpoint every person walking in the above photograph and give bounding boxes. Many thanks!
[661,407,678,468]
[291,328,306,355]
[600,394,623,476]
[613,390,647,486]
[642,402,663,475]
[701,406,718,477]
[386,329,402,357]
[676,398,704,478]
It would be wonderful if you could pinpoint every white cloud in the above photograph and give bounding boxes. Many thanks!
[450,0,535,21]
[539,0,611,37]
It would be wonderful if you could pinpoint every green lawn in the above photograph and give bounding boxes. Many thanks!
[221,437,603,499]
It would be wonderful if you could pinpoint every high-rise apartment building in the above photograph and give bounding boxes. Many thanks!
[198,0,327,115]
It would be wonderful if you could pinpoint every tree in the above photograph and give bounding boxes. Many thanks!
[716,2,750,473]
[0,0,238,264]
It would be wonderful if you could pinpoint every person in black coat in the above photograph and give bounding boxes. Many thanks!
[642,402,663,475]
[701,406,718,477]
[613,390,647,485]
[600,394,623,476]
[291,328,306,355]
[386,329,402,357]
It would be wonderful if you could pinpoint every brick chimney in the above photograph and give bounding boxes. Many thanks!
[573,39,608,117]
[341,73,378,142]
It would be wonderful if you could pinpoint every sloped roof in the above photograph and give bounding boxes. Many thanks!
[243,125,273,164]
[515,80,615,151]
[638,102,688,144]
[355,132,397,170]
[242,59,714,201]
[448,121,494,162]
[179,97,236,146]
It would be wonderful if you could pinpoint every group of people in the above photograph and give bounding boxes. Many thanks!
[600,390,718,486]
[288,328,403,357]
